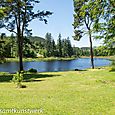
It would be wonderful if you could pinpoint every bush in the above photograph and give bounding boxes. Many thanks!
[109,66,115,72]
[111,61,115,66]
[12,71,25,88]
[28,68,37,73]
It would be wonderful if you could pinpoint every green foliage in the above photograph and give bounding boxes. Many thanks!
[28,68,37,73]
[93,0,115,50]
[61,38,74,57]
[94,46,115,56]
[109,66,115,72]
[0,6,8,20]
[111,61,115,66]
[45,33,53,57]
[44,33,74,58]
[0,33,18,58]
[12,72,24,88]
[57,34,62,57]
[23,50,37,58]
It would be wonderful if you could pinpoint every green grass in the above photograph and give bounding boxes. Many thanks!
[0,68,115,115]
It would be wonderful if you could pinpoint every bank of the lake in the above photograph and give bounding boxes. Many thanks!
[3,56,115,63]
[0,67,115,114]
[4,57,77,62]
[81,56,115,61]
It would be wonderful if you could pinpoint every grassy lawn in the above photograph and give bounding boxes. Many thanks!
[0,68,115,115]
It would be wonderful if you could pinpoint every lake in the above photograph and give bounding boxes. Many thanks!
[0,58,111,73]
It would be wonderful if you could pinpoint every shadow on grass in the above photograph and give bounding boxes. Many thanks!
[0,73,60,83]
[0,74,13,82]
[23,73,60,82]
[74,69,87,71]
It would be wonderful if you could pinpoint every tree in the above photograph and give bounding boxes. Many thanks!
[10,33,16,57]
[73,0,103,69]
[61,39,67,57]
[0,3,6,55]
[57,34,62,57]
[0,33,6,61]
[0,0,52,71]
[66,37,73,57]
[93,0,115,55]
[51,39,56,57]
[45,33,52,57]
[61,38,73,57]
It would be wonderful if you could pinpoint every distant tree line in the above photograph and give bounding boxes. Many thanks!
[76,46,115,57]
[0,33,77,60]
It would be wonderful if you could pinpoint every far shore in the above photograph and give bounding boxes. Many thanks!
[81,56,115,60]
[0,56,114,63]
[4,57,77,63]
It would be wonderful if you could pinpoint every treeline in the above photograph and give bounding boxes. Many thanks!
[0,33,76,59]
[76,46,115,56]
[0,32,114,61]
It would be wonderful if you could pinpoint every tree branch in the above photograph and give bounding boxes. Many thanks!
[5,26,17,34]
[85,17,90,30]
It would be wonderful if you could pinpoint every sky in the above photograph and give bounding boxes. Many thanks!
[0,0,103,47]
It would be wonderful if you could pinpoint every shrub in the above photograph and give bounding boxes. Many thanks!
[111,61,115,66]
[12,71,25,88]
[28,68,37,73]
[109,66,115,72]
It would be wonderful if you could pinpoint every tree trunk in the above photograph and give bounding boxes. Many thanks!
[19,40,23,71]
[17,0,23,72]
[17,34,23,72]
[89,30,94,69]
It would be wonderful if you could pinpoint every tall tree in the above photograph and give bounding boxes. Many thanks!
[0,0,52,71]
[0,33,5,61]
[45,33,52,57]
[10,33,15,57]
[62,39,67,57]
[61,38,73,57]
[51,39,56,57]
[73,0,103,69]
[57,34,62,57]
[66,37,73,57]
[0,2,6,56]
[93,0,115,55]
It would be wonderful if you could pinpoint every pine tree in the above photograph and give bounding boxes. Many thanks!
[67,37,73,57]
[51,39,56,57]
[57,34,62,57]
[45,33,52,57]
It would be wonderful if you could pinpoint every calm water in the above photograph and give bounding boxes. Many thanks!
[0,58,111,73]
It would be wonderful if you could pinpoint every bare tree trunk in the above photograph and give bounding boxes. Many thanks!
[17,34,23,72]
[89,30,94,69]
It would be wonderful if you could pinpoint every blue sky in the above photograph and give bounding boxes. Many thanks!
[0,0,102,47]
